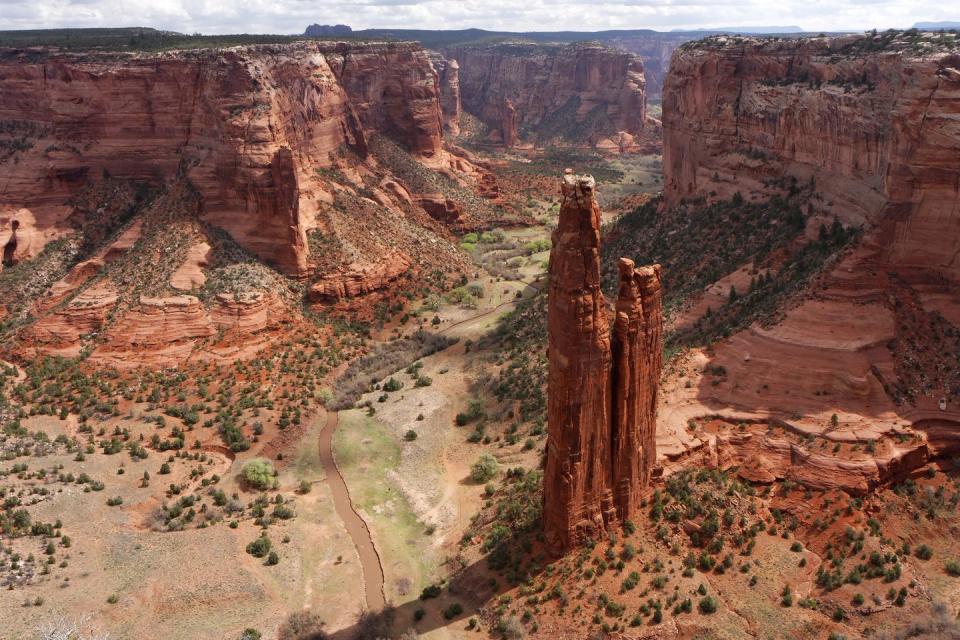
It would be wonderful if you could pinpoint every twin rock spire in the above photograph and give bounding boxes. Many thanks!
[544,169,663,554]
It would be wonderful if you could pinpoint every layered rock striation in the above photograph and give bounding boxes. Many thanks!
[0,40,446,276]
[655,33,960,470]
[429,52,462,136]
[442,43,650,148]
[663,34,960,284]
[544,170,663,554]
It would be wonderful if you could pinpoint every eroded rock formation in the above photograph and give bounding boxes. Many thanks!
[663,35,960,283]
[545,170,663,553]
[0,41,446,276]
[429,53,462,136]
[611,259,663,519]
[500,99,518,148]
[307,249,413,302]
[655,33,960,471]
[442,43,651,148]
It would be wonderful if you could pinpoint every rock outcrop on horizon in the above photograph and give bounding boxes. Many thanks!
[544,170,663,554]
[441,42,654,150]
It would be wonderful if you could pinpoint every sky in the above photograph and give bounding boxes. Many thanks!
[0,0,950,34]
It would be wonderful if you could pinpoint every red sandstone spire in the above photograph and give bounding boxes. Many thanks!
[611,259,663,521]
[544,169,616,554]
[544,170,663,555]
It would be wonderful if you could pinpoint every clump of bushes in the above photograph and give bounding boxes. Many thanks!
[470,454,499,483]
[243,459,276,490]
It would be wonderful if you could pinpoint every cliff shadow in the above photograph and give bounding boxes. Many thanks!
[322,529,550,640]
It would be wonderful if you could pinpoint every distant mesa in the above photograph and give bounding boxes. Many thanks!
[913,21,960,30]
[304,24,353,37]
[670,25,805,34]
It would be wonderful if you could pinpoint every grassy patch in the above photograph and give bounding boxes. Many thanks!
[334,410,431,595]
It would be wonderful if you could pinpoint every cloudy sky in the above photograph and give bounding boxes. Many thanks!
[0,0,950,34]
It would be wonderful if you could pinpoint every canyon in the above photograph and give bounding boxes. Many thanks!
[0,40,448,275]
[1,24,959,640]
[440,42,655,150]
[0,39,510,366]
[544,169,662,553]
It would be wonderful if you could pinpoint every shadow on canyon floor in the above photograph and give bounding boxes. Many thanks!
[320,543,538,640]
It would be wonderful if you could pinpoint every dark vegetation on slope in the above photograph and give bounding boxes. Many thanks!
[482,185,860,426]
[329,330,457,410]
[369,134,519,226]
[502,149,625,184]
[521,96,619,146]
[602,188,860,350]
[0,177,294,347]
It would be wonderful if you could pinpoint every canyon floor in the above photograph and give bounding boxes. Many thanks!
[2,148,960,640]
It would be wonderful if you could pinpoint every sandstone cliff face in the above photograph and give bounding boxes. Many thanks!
[663,35,960,283]
[429,53,461,136]
[655,34,960,473]
[326,42,444,157]
[545,171,662,554]
[0,41,446,276]
[605,33,691,100]
[307,249,413,302]
[442,43,649,148]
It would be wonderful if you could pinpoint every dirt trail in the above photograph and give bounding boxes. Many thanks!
[318,410,386,612]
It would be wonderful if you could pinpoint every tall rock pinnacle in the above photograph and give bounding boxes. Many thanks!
[611,259,663,520]
[544,169,663,555]
[544,170,616,553]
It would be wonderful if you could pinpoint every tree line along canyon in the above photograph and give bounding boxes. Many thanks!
[0,22,958,640]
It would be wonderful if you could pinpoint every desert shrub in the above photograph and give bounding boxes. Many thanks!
[470,454,499,483]
[916,544,934,560]
[355,607,395,639]
[699,596,718,614]
[443,603,464,620]
[946,560,960,577]
[246,535,272,558]
[243,459,275,490]
[278,611,327,640]
[420,584,441,600]
[272,504,295,520]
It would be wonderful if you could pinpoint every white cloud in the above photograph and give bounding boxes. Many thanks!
[0,0,950,33]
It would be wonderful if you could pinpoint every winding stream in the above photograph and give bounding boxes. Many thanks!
[317,410,386,611]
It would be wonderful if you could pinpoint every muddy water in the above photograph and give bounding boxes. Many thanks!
[318,410,386,611]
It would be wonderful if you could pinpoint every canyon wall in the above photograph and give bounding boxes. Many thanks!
[604,33,690,100]
[0,41,445,277]
[442,43,650,149]
[545,170,662,554]
[663,34,960,283]
[654,33,960,469]
[428,52,461,136]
